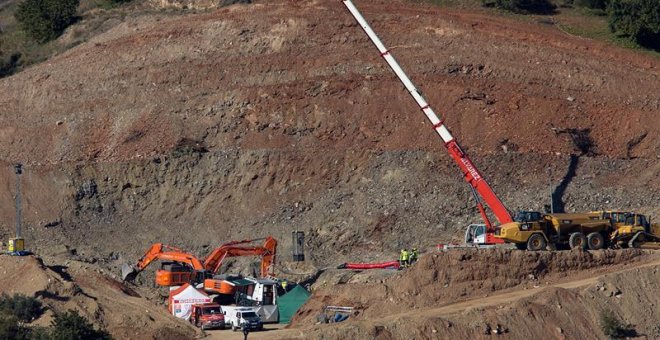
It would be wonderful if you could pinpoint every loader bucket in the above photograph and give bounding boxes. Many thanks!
[122,263,138,281]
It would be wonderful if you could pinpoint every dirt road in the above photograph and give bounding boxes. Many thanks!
[230,254,660,339]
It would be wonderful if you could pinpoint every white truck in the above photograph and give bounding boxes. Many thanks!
[221,306,263,332]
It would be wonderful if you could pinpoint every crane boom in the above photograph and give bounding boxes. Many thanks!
[341,1,513,234]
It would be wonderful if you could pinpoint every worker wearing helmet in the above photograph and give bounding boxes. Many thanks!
[400,249,409,268]
[410,248,418,264]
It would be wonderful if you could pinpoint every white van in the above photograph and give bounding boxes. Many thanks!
[222,306,263,331]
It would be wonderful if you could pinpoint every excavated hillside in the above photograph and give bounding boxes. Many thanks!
[283,250,660,340]
[0,0,658,275]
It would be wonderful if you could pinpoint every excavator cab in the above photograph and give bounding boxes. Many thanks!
[465,224,487,245]
[121,243,206,286]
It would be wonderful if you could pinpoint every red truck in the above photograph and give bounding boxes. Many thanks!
[189,303,226,330]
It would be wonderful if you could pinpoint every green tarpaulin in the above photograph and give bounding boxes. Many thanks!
[278,285,311,324]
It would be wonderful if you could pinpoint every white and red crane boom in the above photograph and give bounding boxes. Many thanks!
[341,0,513,243]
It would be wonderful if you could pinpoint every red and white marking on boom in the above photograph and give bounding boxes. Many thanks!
[341,0,513,230]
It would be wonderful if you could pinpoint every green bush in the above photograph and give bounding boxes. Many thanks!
[575,0,609,9]
[599,309,637,338]
[221,0,252,6]
[608,0,660,50]
[50,310,111,340]
[0,315,31,340]
[0,53,22,78]
[481,0,556,14]
[0,294,43,322]
[14,0,80,43]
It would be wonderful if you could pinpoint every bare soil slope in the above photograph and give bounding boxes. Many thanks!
[0,0,656,306]
[285,249,660,340]
[0,255,197,339]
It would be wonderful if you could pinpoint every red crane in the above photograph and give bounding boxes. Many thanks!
[340,0,513,244]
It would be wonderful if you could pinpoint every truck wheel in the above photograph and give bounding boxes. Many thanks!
[569,232,587,250]
[587,232,605,250]
[527,234,547,251]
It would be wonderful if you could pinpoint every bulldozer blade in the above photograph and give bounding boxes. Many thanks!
[121,263,138,281]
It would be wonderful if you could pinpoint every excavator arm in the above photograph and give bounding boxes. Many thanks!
[122,243,204,282]
[203,237,277,278]
[340,1,513,241]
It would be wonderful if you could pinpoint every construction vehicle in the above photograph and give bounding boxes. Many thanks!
[340,2,658,251]
[189,303,226,330]
[202,237,277,294]
[222,306,264,332]
[496,212,612,250]
[122,243,206,285]
[340,0,514,246]
[123,237,277,289]
[203,237,277,276]
[595,211,660,249]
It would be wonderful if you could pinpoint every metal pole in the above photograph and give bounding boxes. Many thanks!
[548,168,554,214]
[14,164,22,238]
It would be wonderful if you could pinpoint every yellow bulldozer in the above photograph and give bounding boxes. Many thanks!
[595,211,660,249]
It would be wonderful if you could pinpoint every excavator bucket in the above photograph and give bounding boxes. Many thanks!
[121,263,138,281]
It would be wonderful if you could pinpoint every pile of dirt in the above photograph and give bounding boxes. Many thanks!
[0,255,196,339]
[285,260,660,340]
[292,248,647,325]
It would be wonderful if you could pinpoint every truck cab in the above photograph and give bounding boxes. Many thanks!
[189,303,225,330]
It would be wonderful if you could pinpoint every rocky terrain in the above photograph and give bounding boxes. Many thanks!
[0,0,657,338]
[283,249,660,340]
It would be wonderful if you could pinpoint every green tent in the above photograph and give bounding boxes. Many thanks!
[278,285,311,324]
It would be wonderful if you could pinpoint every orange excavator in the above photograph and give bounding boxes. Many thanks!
[202,237,277,294]
[121,243,206,286]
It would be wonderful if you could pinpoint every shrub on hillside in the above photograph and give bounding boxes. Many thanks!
[0,53,21,78]
[608,0,660,50]
[50,310,111,340]
[481,0,556,14]
[14,0,80,43]
[0,315,31,340]
[599,309,636,338]
[573,0,609,9]
[221,0,252,6]
[0,294,43,322]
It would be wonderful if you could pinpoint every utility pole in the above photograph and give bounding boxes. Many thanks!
[9,163,25,254]
[15,163,22,238]
[548,168,554,214]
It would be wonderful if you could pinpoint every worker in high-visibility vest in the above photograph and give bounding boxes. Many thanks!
[410,247,418,264]
[400,249,409,267]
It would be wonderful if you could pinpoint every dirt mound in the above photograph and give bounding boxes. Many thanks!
[284,253,660,340]
[0,255,196,339]
[292,249,647,326]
